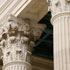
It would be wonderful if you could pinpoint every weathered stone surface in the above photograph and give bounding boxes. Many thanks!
[0,55,53,70]
[0,15,46,70]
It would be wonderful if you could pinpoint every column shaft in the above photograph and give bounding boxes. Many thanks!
[47,0,70,70]
[53,13,70,70]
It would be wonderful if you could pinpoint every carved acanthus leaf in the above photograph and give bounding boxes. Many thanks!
[47,0,70,17]
[0,15,46,64]
[30,23,46,41]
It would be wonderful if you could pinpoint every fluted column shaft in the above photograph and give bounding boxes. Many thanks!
[52,13,70,70]
[47,0,70,70]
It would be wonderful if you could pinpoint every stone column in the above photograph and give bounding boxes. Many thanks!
[0,15,46,70]
[47,0,70,70]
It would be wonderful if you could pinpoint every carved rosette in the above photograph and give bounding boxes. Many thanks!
[0,15,46,70]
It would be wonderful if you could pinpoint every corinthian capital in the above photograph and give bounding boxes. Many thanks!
[0,15,46,68]
[47,0,70,17]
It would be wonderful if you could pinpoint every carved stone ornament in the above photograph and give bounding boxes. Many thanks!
[0,15,46,70]
[47,0,70,17]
